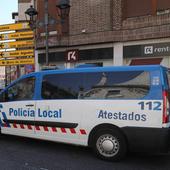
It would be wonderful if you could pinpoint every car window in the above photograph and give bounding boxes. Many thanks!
[82,71,150,99]
[0,77,35,102]
[41,71,150,100]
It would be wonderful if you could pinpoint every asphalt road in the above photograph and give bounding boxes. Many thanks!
[0,134,170,170]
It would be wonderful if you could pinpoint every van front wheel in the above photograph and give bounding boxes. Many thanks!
[92,128,127,161]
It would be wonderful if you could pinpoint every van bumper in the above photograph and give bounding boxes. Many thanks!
[122,127,170,153]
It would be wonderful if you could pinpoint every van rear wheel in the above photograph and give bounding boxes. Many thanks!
[92,128,127,161]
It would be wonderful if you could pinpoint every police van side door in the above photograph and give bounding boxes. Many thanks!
[35,72,83,144]
[0,76,36,137]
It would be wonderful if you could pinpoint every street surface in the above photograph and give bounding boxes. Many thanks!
[0,134,169,170]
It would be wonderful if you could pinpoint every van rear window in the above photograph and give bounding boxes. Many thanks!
[167,71,170,88]
[41,71,150,99]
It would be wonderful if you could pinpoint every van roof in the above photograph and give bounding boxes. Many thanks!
[34,65,164,75]
[6,65,166,87]
[17,65,165,80]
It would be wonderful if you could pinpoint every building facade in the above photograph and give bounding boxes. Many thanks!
[18,0,34,21]
[19,0,170,70]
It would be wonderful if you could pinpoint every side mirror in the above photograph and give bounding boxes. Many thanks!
[8,93,14,101]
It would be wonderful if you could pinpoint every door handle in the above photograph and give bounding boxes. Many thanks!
[25,104,34,107]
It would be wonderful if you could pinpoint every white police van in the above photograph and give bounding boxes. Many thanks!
[0,65,170,161]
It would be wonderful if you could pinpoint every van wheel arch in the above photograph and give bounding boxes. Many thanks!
[88,123,128,161]
[88,124,127,147]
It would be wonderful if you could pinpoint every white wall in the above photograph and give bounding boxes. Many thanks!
[18,0,34,21]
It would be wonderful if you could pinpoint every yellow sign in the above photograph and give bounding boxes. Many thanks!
[0,49,34,58]
[0,58,34,66]
[0,23,30,32]
[0,31,33,40]
[0,40,34,49]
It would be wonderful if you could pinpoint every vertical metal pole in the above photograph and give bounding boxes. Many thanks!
[5,66,7,87]
[4,49,7,87]
[44,0,49,65]
[32,2,38,71]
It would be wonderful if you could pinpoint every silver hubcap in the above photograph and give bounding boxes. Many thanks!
[96,134,119,157]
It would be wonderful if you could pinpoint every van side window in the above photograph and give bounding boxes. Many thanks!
[42,73,84,99]
[41,71,150,100]
[83,71,150,99]
[0,77,35,102]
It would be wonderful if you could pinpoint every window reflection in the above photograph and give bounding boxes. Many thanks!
[41,71,150,100]
[0,77,35,102]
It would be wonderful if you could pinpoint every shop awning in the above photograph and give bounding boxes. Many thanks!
[130,58,162,65]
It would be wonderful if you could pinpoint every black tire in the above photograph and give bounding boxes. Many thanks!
[92,128,127,161]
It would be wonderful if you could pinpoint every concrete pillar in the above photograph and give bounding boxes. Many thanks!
[114,43,123,66]
[35,50,40,72]
[65,62,71,69]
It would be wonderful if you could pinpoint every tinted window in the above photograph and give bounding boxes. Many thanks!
[42,73,84,99]
[0,77,35,102]
[82,71,150,99]
[41,71,150,100]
